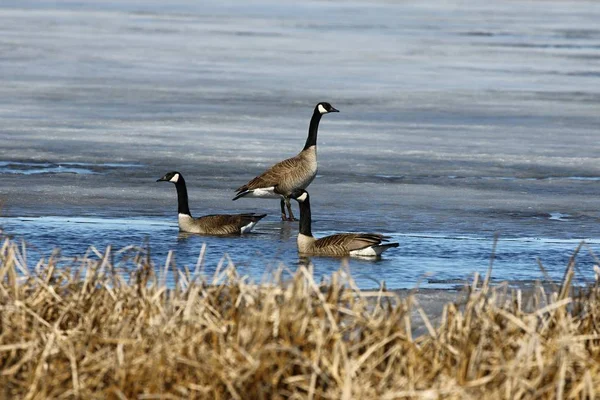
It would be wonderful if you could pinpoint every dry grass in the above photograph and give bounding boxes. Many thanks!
[1,238,599,399]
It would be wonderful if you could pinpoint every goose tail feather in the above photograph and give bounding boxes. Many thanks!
[232,190,250,201]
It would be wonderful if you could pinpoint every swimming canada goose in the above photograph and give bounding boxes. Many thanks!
[289,189,399,257]
[157,171,266,235]
[233,102,339,221]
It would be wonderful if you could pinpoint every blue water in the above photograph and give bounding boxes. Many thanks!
[1,0,600,288]
[1,216,597,289]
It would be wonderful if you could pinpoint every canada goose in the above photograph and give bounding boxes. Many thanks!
[289,189,399,257]
[157,171,266,235]
[233,102,339,221]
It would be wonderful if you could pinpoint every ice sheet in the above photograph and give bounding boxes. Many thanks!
[1,0,599,288]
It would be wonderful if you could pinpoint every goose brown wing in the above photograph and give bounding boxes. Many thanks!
[195,214,264,235]
[313,233,385,252]
[238,213,267,226]
[236,154,303,192]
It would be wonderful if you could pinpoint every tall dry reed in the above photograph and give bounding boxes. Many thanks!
[1,238,599,399]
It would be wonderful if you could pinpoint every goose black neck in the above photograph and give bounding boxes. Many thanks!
[303,110,322,151]
[174,177,191,216]
[298,198,312,237]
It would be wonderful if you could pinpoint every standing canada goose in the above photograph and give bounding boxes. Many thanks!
[233,102,339,221]
[289,189,399,257]
[157,171,266,235]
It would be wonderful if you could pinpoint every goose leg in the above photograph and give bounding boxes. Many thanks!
[280,198,287,221]
[285,197,297,221]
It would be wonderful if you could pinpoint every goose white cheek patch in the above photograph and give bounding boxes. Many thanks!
[170,174,180,183]
[317,104,328,114]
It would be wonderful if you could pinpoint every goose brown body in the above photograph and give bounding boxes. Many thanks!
[178,213,266,235]
[235,146,317,197]
[298,232,396,257]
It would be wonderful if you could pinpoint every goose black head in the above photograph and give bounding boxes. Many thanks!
[315,102,339,115]
[157,171,182,183]
[290,189,309,203]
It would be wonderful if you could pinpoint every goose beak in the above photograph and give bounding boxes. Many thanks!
[157,177,166,182]
[330,107,339,113]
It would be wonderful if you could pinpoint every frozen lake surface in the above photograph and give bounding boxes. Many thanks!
[1,0,600,288]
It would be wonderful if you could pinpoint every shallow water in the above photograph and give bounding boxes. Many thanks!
[1,0,600,288]
[1,216,598,289]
